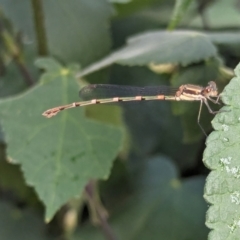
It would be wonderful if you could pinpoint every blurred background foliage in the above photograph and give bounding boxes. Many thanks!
[0,0,239,239]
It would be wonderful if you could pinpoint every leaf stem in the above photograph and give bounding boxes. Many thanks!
[31,0,48,56]
[0,17,35,86]
[167,0,193,30]
[14,58,35,86]
[85,180,118,240]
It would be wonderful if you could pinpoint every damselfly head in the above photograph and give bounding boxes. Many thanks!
[204,81,218,97]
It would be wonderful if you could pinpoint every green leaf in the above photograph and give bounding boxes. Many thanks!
[205,32,240,59]
[189,0,240,29]
[0,43,39,98]
[78,30,217,77]
[167,0,193,30]
[0,0,113,65]
[203,63,240,239]
[0,202,50,240]
[0,58,123,221]
[114,0,158,17]
[109,0,131,3]
[35,58,62,72]
[207,32,240,46]
[0,61,28,97]
[0,160,39,207]
[75,156,208,240]
[43,0,113,64]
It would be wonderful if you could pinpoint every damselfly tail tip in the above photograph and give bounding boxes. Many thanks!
[42,109,59,118]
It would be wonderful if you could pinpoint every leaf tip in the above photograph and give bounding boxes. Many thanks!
[60,68,70,76]
[234,62,240,77]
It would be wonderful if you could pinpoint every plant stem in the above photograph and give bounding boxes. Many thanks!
[14,58,34,86]
[31,0,48,56]
[85,181,118,240]
[0,18,35,86]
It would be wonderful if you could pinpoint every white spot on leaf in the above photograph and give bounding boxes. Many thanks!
[230,192,240,205]
[222,124,229,131]
[220,157,232,165]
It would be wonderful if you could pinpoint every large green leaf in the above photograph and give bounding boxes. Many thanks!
[75,156,208,240]
[203,63,240,239]
[78,30,217,77]
[205,32,240,59]
[43,0,113,65]
[0,58,123,221]
[189,0,240,29]
[207,32,240,46]
[0,0,113,65]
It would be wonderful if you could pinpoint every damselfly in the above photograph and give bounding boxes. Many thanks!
[42,81,221,135]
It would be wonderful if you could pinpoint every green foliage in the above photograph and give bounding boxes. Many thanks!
[0,0,239,239]
[77,157,208,240]
[189,0,240,29]
[203,63,240,239]
[79,30,217,77]
[167,0,193,30]
[0,58,123,221]
[0,0,113,65]
[0,202,50,240]
[109,0,132,3]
